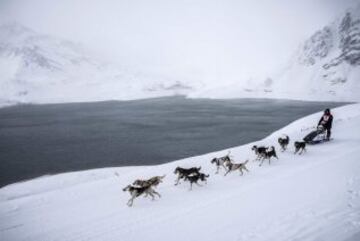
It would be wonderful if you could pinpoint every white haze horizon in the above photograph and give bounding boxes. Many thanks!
[0,0,358,86]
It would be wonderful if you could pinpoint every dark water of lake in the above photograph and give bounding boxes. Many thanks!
[0,97,346,187]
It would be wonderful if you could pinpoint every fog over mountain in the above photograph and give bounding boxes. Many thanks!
[272,5,360,101]
[0,0,359,105]
[0,22,197,106]
[191,4,360,101]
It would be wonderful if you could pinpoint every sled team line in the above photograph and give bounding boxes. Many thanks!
[122,134,315,207]
[123,109,334,206]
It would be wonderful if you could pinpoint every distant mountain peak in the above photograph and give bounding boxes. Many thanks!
[271,4,360,101]
[0,23,194,106]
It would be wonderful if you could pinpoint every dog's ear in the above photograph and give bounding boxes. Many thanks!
[198,166,201,170]
[161,175,166,179]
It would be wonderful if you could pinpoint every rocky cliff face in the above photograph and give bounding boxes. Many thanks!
[338,11,360,65]
[272,5,360,101]
[298,9,360,68]
[298,26,333,66]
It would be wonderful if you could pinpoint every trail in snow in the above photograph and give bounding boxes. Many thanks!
[0,104,360,241]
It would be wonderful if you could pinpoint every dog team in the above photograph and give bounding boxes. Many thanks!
[123,134,307,206]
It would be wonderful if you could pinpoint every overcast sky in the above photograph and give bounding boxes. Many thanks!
[0,0,358,84]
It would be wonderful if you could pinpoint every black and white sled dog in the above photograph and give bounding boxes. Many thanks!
[210,152,232,174]
[133,175,166,188]
[174,166,201,185]
[278,135,290,151]
[123,184,161,207]
[251,145,267,161]
[259,146,278,166]
[294,141,306,155]
[224,160,250,176]
[184,172,210,190]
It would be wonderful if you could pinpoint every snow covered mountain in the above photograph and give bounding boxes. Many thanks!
[189,5,360,102]
[271,5,360,101]
[0,22,194,106]
[1,103,359,241]
[1,5,360,106]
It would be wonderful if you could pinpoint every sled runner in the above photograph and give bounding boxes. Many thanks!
[303,125,331,144]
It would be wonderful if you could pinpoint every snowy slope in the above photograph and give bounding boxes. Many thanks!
[1,104,360,241]
[189,5,360,102]
[0,23,195,107]
[270,4,360,101]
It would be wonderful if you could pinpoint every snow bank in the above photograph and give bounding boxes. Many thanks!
[1,104,360,241]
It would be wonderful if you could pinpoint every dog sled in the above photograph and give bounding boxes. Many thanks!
[303,125,331,144]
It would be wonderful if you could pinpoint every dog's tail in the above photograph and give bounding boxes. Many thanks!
[160,174,166,180]
[243,159,249,165]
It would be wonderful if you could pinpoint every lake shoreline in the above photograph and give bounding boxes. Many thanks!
[0,97,348,187]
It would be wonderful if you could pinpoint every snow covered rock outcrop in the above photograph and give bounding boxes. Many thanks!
[0,23,193,106]
[272,5,360,101]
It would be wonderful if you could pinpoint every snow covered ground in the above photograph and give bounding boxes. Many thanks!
[1,104,360,241]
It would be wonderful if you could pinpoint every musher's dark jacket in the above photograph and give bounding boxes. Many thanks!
[318,114,333,129]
